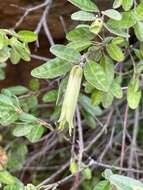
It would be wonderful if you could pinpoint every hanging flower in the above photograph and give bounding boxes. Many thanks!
[58,65,83,135]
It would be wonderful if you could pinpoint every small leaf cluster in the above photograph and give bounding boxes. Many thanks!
[0,29,37,80]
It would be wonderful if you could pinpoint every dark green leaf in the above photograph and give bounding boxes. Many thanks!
[7,144,27,171]
[18,30,37,43]
[42,90,58,103]
[26,124,44,143]
[67,40,92,52]
[110,79,123,99]
[93,180,111,190]
[122,0,134,11]
[6,86,29,95]
[101,91,114,108]
[50,45,81,62]
[107,174,143,190]
[134,22,143,42]
[66,27,95,41]
[31,58,72,79]
[0,47,10,62]
[0,170,16,185]
[100,56,114,86]
[10,48,21,64]
[29,79,40,91]
[127,78,141,109]
[68,0,99,12]
[102,9,122,20]
[10,37,31,62]
[13,124,34,137]
[91,90,103,106]
[79,94,102,117]
[133,2,143,21]
[84,61,112,92]
[106,43,125,61]
[19,112,38,122]
[71,11,96,21]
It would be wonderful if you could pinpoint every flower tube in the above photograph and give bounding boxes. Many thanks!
[58,65,83,135]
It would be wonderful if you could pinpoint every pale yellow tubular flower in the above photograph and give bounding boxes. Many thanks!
[58,65,83,135]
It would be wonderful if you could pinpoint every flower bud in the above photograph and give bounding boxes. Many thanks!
[89,18,103,35]
[58,65,83,135]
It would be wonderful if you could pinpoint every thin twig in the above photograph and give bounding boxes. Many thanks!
[128,108,139,176]
[120,104,128,169]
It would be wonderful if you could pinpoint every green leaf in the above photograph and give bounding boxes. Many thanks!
[68,0,99,12]
[19,112,38,122]
[42,90,58,103]
[10,37,30,62]
[0,94,14,107]
[79,94,102,117]
[84,61,112,92]
[100,56,114,86]
[13,124,34,137]
[102,9,122,20]
[127,78,141,109]
[122,0,134,11]
[113,0,122,9]
[0,47,10,62]
[6,86,29,95]
[106,11,136,29]
[107,174,143,190]
[71,10,96,21]
[134,22,143,42]
[0,170,16,185]
[66,27,95,41]
[50,45,81,62]
[67,40,92,52]
[83,112,96,128]
[31,58,72,79]
[29,79,40,91]
[18,30,37,43]
[26,124,44,143]
[106,43,125,61]
[110,79,123,99]
[91,90,103,106]
[133,2,143,21]
[7,144,27,171]
[4,183,25,190]
[82,167,92,180]
[87,46,102,62]
[104,24,129,38]
[101,91,114,108]
[0,111,18,126]
[112,37,125,45]
[84,81,95,94]
[104,11,136,38]
[93,180,111,190]
[10,48,21,64]
[20,95,38,112]
[136,61,143,73]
